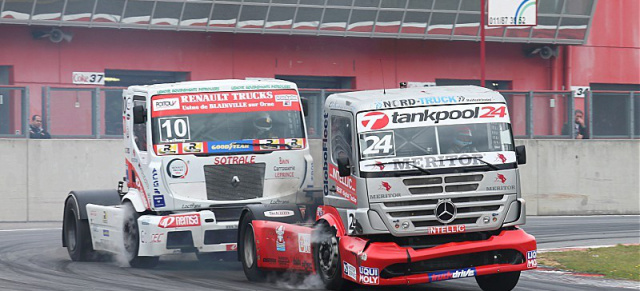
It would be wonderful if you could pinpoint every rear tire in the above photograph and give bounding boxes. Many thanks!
[122,202,159,268]
[238,212,268,282]
[313,222,352,291]
[64,198,95,261]
[475,271,521,291]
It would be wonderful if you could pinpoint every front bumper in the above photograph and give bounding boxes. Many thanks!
[137,210,239,256]
[340,228,537,286]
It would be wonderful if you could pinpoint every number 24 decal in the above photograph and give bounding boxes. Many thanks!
[362,131,395,158]
[480,106,507,118]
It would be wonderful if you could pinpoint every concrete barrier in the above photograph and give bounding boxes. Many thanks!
[0,139,637,221]
[517,139,640,215]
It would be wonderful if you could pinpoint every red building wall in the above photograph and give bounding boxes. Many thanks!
[0,0,637,136]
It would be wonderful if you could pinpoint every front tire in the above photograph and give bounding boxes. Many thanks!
[238,211,268,282]
[64,197,95,261]
[122,202,159,268]
[313,222,352,291]
[475,271,521,291]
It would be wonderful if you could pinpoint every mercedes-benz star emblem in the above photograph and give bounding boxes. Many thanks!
[434,199,457,224]
[231,176,240,188]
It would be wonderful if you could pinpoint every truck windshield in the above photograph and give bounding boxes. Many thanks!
[356,104,515,172]
[150,89,305,155]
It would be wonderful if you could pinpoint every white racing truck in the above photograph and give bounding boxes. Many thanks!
[62,79,313,267]
[238,85,536,291]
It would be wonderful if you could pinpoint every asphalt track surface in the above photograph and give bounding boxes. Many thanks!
[0,216,637,291]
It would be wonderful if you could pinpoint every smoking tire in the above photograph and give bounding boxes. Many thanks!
[122,202,159,268]
[239,211,268,282]
[313,222,353,291]
[63,197,95,261]
[475,270,521,291]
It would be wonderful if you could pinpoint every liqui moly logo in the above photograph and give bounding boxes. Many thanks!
[158,214,200,228]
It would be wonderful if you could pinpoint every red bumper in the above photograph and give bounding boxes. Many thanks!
[341,228,537,286]
[251,219,537,286]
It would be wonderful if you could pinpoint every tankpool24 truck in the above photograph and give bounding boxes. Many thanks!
[238,85,537,291]
[62,79,313,267]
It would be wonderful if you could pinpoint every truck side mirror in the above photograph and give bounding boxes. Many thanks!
[301,97,309,117]
[133,105,146,124]
[516,145,526,165]
[337,157,351,177]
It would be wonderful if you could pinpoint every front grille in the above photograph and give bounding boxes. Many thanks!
[381,249,524,278]
[204,164,265,201]
[379,173,509,233]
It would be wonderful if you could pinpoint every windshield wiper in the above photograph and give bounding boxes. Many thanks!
[231,141,292,150]
[436,156,499,171]
[375,161,432,175]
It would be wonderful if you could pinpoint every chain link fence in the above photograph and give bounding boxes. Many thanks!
[1,86,637,139]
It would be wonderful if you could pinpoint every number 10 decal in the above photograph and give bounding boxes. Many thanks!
[360,130,396,159]
[158,117,191,143]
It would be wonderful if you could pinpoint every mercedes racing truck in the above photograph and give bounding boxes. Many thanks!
[238,85,537,291]
[62,79,313,268]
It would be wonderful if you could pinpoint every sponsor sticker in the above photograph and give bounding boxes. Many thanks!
[343,261,357,280]
[328,164,357,205]
[357,104,510,132]
[153,98,181,111]
[153,195,166,208]
[276,225,286,252]
[103,229,109,237]
[428,267,476,282]
[213,155,256,165]
[167,159,188,179]
[359,266,379,285]
[527,250,538,268]
[182,142,204,153]
[298,233,311,254]
[208,140,253,153]
[226,244,238,251]
[156,144,179,155]
[264,210,295,218]
[158,214,200,228]
[427,225,466,235]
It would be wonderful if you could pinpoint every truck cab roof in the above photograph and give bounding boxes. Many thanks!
[127,79,298,96]
[325,85,506,114]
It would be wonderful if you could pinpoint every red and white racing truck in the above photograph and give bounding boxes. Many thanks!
[62,79,314,267]
[238,85,537,291]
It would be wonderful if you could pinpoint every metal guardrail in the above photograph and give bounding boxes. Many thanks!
[0,86,637,139]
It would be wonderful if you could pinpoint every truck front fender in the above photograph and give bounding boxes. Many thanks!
[316,205,346,237]
[121,189,147,213]
[65,190,121,220]
[62,190,121,247]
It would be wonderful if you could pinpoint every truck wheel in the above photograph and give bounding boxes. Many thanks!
[64,198,95,261]
[239,212,267,282]
[122,202,159,268]
[475,271,521,291]
[313,222,352,291]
